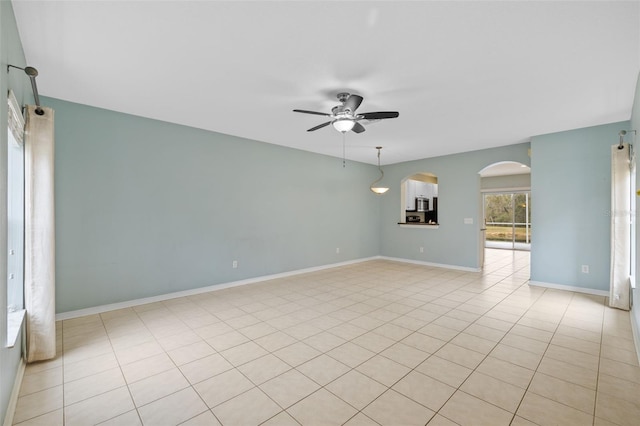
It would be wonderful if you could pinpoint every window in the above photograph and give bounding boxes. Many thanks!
[7,91,25,347]
[401,173,438,225]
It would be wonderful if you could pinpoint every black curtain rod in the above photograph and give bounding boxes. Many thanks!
[7,64,44,116]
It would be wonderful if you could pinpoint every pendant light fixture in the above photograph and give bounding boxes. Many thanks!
[370,146,389,194]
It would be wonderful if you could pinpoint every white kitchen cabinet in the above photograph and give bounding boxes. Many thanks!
[405,180,417,210]
[405,179,439,211]
[415,182,430,198]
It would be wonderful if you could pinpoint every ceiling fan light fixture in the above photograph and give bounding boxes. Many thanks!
[370,146,389,195]
[332,118,355,133]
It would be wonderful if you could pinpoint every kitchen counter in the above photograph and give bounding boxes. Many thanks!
[397,222,439,229]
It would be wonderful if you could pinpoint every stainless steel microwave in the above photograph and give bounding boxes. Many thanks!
[416,197,429,212]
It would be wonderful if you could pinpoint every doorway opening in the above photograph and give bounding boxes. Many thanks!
[483,191,531,251]
[478,161,531,261]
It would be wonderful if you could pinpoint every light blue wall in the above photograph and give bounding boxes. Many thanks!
[481,173,531,191]
[530,121,629,292]
[379,143,531,269]
[0,0,32,421]
[50,96,535,312]
[48,97,382,313]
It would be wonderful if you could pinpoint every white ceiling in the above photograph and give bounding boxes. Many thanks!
[12,1,640,165]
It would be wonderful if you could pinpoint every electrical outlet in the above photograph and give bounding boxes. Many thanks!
[232,260,238,269]
[581,265,589,274]
[336,248,340,254]
[420,247,424,253]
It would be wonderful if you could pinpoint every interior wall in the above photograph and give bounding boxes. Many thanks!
[530,121,629,292]
[379,143,531,269]
[481,173,531,191]
[0,0,33,421]
[48,97,381,313]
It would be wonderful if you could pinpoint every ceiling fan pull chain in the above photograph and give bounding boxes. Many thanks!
[342,132,346,168]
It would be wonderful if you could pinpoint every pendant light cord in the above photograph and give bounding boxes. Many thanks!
[370,146,389,194]
[371,147,384,185]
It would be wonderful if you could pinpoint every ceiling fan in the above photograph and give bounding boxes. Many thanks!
[293,92,399,134]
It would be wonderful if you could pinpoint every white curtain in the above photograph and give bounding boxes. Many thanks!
[610,143,632,310]
[24,105,56,362]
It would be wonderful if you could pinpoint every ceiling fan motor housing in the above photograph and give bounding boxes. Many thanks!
[293,92,398,134]
[332,105,348,116]
[337,92,351,103]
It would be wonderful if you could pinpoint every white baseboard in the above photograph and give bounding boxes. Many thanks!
[56,255,484,321]
[529,280,610,297]
[56,256,381,320]
[3,358,25,426]
[379,256,481,272]
[53,255,640,364]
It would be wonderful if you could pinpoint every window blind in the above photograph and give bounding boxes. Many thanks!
[7,90,24,146]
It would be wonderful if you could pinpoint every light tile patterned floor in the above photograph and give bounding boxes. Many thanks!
[12,249,640,425]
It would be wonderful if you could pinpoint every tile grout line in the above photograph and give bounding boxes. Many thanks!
[355,260,549,425]
[425,271,548,425]
[382,260,535,422]
[132,304,224,425]
[53,255,521,426]
[318,261,536,425]
[510,290,613,424]
[267,266,501,424]
[505,286,574,426]
[41,253,631,426]
[100,308,145,425]
[592,293,606,426]
[61,321,65,426]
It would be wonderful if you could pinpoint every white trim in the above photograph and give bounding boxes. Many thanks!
[478,161,530,176]
[379,256,481,272]
[56,256,380,320]
[3,358,25,426]
[6,309,25,348]
[529,280,609,297]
